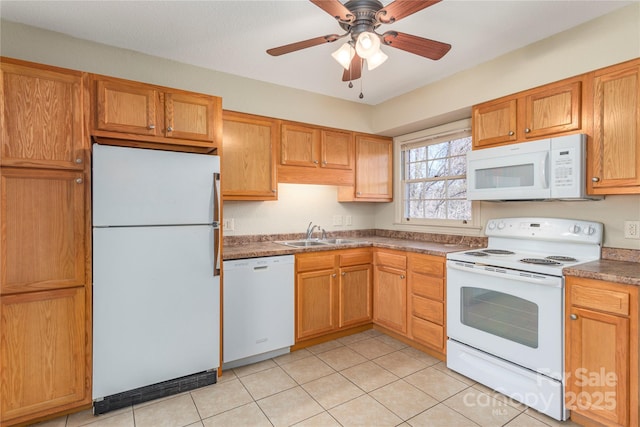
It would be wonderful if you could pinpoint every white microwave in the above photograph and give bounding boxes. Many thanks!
[467,134,597,201]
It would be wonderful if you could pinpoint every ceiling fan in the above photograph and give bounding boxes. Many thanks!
[266,0,451,83]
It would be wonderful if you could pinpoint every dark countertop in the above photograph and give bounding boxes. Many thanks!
[564,259,640,286]
[223,236,474,260]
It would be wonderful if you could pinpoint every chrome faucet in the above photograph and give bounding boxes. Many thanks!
[321,228,327,240]
[305,222,318,240]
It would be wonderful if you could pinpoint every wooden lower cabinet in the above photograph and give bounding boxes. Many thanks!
[1,287,89,425]
[408,253,446,357]
[373,250,407,334]
[565,276,639,427]
[295,249,372,343]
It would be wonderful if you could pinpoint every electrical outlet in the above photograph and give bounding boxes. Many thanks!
[624,220,640,239]
[223,218,235,231]
[332,215,343,226]
[345,215,352,226]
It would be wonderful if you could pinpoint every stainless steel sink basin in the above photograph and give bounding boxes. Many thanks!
[277,240,331,247]
[321,239,359,245]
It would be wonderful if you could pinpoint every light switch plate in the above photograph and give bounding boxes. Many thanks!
[333,215,343,226]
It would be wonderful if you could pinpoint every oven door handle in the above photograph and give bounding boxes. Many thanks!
[446,261,563,288]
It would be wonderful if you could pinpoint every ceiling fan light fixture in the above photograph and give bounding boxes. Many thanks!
[366,49,388,70]
[331,42,355,70]
[355,31,381,59]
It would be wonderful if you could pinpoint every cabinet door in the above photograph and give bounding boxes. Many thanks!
[165,92,218,142]
[373,265,407,334]
[566,306,629,426]
[281,123,319,168]
[523,80,582,139]
[321,129,353,170]
[95,77,159,136]
[472,99,517,148]
[339,264,372,328]
[1,168,85,295]
[296,269,337,340]
[0,287,87,423]
[353,135,392,201]
[590,61,640,194]
[221,112,278,200]
[0,62,85,169]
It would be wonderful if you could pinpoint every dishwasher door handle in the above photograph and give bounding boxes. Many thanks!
[254,265,269,271]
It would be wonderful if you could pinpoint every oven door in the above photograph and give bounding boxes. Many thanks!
[446,260,563,379]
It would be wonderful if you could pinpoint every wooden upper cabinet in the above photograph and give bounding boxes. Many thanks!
[523,80,582,139]
[0,168,86,295]
[339,134,392,202]
[472,99,517,148]
[91,75,221,152]
[1,287,87,422]
[589,59,640,194]
[0,61,85,169]
[221,111,278,201]
[278,122,354,185]
[472,75,584,149]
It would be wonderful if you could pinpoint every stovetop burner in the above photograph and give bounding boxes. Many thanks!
[465,251,489,257]
[520,258,562,265]
[546,256,578,262]
[482,249,516,255]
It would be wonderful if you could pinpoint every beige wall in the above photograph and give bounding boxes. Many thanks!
[2,5,640,249]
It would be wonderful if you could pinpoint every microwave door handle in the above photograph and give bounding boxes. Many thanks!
[541,152,549,189]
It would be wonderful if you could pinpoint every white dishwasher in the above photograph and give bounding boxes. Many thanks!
[223,255,295,368]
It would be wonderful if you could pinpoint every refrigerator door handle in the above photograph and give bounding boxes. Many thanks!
[213,173,221,276]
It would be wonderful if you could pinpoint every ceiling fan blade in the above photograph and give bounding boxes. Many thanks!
[267,34,342,56]
[310,0,355,23]
[377,0,442,24]
[342,53,362,81]
[381,31,451,60]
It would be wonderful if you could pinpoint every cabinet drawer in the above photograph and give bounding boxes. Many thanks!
[411,274,444,301]
[374,251,406,270]
[411,316,444,350]
[409,254,444,276]
[340,250,372,267]
[412,296,443,325]
[296,253,335,272]
[571,285,630,316]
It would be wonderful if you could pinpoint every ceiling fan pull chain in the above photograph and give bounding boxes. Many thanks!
[359,76,364,99]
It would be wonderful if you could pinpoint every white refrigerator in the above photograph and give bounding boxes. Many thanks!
[92,144,220,409]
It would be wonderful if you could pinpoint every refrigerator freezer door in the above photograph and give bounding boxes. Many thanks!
[93,225,219,399]
[93,144,220,227]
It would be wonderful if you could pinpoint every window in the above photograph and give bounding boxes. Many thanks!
[396,120,476,227]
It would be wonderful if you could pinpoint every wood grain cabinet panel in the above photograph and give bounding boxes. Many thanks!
[472,99,517,148]
[339,264,372,328]
[339,134,392,202]
[373,250,407,335]
[0,62,85,169]
[296,268,337,340]
[566,276,638,427]
[0,168,86,295]
[589,59,640,194]
[95,78,158,136]
[523,80,581,139]
[164,92,216,142]
[221,111,278,200]
[0,287,87,423]
[321,129,352,170]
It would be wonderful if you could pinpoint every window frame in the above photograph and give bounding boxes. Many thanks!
[393,118,481,233]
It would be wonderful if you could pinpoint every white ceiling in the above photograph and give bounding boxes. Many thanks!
[0,0,633,105]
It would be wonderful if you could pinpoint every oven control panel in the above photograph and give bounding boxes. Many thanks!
[485,217,603,244]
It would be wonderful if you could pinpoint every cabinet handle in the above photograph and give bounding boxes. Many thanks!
[570,314,578,320]
[75,178,83,184]
[322,161,327,165]
[341,272,346,276]
[592,177,600,183]
[148,124,155,130]
[167,126,173,132]
[332,273,337,278]
[400,275,405,279]
[313,160,319,164]
[357,191,362,196]
[508,131,515,136]
[524,128,531,133]
[272,189,277,193]
[75,158,83,164]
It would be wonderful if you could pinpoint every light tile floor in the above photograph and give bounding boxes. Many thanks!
[33,330,582,427]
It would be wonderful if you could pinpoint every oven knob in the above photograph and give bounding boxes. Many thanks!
[487,221,496,230]
[569,224,581,234]
[497,222,505,230]
[583,226,595,235]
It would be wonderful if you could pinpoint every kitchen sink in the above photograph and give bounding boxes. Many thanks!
[276,239,363,247]
[277,240,331,247]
